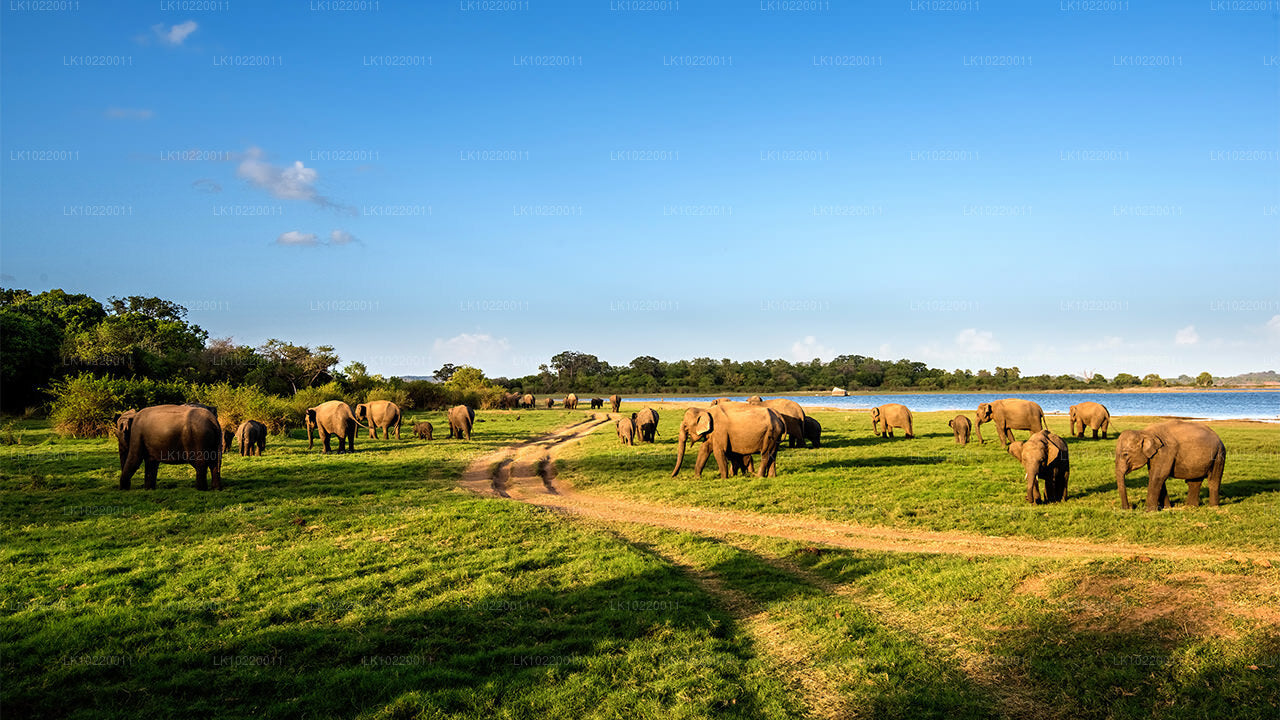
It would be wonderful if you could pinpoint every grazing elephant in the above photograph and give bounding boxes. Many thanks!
[355,400,402,440]
[975,399,1048,448]
[543,397,555,409]
[871,404,914,438]
[520,394,535,410]
[115,405,224,490]
[1114,421,1226,511]
[590,398,604,409]
[948,415,972,445]
[565,393,579,410]
[307,400,359,453]
[499,393,520,410]
[743,396,808,448]
[1069,402,1111,439]
[802,416,822,448]
[617,415,637,445]
[412,421,433,440]
[671,404,785,478]
[1007,431,1070,504]
[234,420,267,457]
[609,394,621,413]
[635,408,660,442]
[448,405,476,440]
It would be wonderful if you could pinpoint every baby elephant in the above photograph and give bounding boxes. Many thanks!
[617,415,636,445]
[590,398,604,409]
[948,415,971,445]
[234,420,267,457]
[413,421,433,441]
[1007,430,1069,504]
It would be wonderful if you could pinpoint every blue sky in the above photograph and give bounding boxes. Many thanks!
[2,1,1277,379]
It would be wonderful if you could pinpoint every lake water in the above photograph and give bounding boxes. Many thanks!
[627,391,1279,421]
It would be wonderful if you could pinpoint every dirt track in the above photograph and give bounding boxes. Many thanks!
[459,416,1274,563]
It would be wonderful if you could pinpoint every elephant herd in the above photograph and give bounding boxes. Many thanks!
[502,393,618,411]
[110,400,477,491]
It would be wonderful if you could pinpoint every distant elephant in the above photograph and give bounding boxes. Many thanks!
[565,393,579,410]
[948,415,972,445]
[412,421,433,440]
[635,407,660,442]
[520,394,535,410]
[355,400,402,440]
[1069,402,1111,439]
[802,416,822,448]
[617,415,636,445]
[307,400,359,453]
[1008,430,1069,504]
[671,404,785,478]
[234,420,267,457]
[590,398,604,409]
[115,404,224,490]
[976,399,1047,448]
[448,405,476,440]
[543,397,555,409]
[609,394,621,413]
[1114,421,1226,511]
[500,393,521,410]
[743,396,808,448]
[871,404,914,438]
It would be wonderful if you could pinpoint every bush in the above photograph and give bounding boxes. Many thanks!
[290,382,354,419]
[365,387,410,408]
[48,373,123,438]
[194,383,296,436]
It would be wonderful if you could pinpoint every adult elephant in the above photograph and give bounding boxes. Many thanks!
[802,416,822,448]
[1114,421,1226,511]
[115,404,224,490]
[743,396,808,448]
[590,398,604,409]
[1069,401,1111,439]
[412,421,433,440]
[1007,431,1070,504]
[448,405,476,440]
[609,394,622,413]
[871,404,914,439]
[543,397,555,409]
[234,420,267,457]
[671,404,785,478]
[975,399,1047,448]
[565,393,579,410]
[635,408,660,443]
[501,393,521,410]
[355,400,402,440]
[948,415,972,445]
[307,400,360,453]
[521,394,535,410]
[617,415,636,445]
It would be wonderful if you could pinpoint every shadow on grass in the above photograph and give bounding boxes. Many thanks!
[807,456,947,470]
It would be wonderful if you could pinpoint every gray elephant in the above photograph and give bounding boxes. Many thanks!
[871,404,914,438]
[1069,401,1111,439]
[671,404,785,478]
[355,400,402,440]
[115,404,224,490]
[307,401,359,453]
[543,397,555,410]
[802,416,822,448]
[1115,421,1226,511]
[448,405,476,440]
[412,421,433,440]
[520,394,535,409]
[635,408,660,443]
[1007,431,1069,504]
[565,393,579,410]
[948,415,971,445]
[234,420,267,457]
[609,394,621,413]
[590,398,604,409]
[976,399,1047,448]
[744,396,808,448]
[617,415,636,445]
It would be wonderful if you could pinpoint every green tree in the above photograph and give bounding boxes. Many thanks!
[258,339,339,394]
[1195,372,1214,387]
[1141,373,1166,388]
[1112,373,1140,388]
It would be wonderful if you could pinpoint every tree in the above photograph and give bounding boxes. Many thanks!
[434,363,459,382]
[1112,373,1140,388]
[1195,372,1214,387]
[258,339,339,394]
[445,366,490,391]
[1141,373,1166,388]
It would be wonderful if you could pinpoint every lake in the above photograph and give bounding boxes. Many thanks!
[626,391,1280,421]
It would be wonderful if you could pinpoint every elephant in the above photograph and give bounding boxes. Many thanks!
[520,394,535,410]
[609,394,621,413]
[1114,421,1226,511]
[114,404,223,490]
[234,420,267,457]
[1007,431,1069,504]
[500,393,521,410]
[671,404,785,478]
[590,398,604,409]
[635,408,660,443]
[565,393,579,410]
[448,405,476,440]
[1069,401,1111,439]
[543,397,555,409]
[975,399,1048,448]
[948,415,972,445]
[742,396,808,448]
[355,400,402,440]
[412,421,433,440]
[306,400,359,453]
[803,416,822,448]
[617,415,636,445]
[871,404,914,438]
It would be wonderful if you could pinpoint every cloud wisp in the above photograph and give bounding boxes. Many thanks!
[238,147,354,213]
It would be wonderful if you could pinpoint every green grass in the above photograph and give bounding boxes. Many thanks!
[3,408,1278,718]
[559,408,1280,552]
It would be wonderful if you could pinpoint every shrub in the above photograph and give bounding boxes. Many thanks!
[193,383,297,436]
[48,373,122,438]
[290,382,352,419]
[365,387,410,408]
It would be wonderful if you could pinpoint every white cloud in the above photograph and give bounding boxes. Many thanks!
[1175,325,1199,345]
[237,146,351,212]
[789,335,834,362]
[1267,315,1280,337]
[955,328,1000,354]
[276,231,318,246]
[105,107,153,120]
[432,333,512,371]
[191,178,222,194]
[329,229,357,245]
[152,20,198,46]
[1075,336,1123,352]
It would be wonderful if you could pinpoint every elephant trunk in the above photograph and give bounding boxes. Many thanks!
[671,428,688,477]
[974,414,984,443]
[1115,457,1131,509]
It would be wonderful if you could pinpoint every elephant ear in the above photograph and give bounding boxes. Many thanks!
[1045,439,1061,466]
[694,412,713,438]
[1140,434,1163,459]
[1007,441,1023,460]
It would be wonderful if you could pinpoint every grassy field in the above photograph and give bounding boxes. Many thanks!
[2,407,1278,719]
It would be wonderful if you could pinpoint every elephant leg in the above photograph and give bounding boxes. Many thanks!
[1091,428,1099,439]
[195,464,208,491]
[144,460,159,490]
[210,463,222,490]
[693,443,713,478]
[762,448,777,477]
[322,433,332,453]
[120,453,142,490]
[906,421,914,439]
[1026,473,1040,504]
[1186,480,1203,507]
